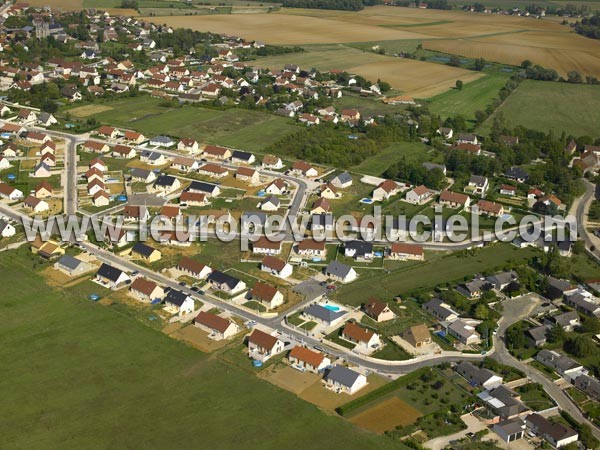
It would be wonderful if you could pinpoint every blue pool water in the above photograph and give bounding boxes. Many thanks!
[360,198,374,204]
[323,304,340,312]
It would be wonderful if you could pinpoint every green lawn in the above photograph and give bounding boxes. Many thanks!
[334,243,540,306]
[0,247,406,450]
[67,97,299,152]
[333,92,409,117]
[427,74,509,121]
[350,141,440,177]
[515,383,556,411]
[478,80,600,137]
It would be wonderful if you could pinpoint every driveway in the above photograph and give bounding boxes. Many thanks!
[424,413,488,450]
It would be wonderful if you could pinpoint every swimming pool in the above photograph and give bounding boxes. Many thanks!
[323,304,340,312]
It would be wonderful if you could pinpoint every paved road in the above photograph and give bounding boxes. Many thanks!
[575,180,600,262]
[492,294,600,440]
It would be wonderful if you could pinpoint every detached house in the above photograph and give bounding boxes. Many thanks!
[194,311,239,340]
[372,180,399,202]
[252,236,281,255]
[324,261,357,283]
[291,160,318,178]
[130,242,162,263]
[475,200,504,217]
[23,195,49,213]
[297,239,326,259]
[250,282,284,310]
[129,277,164,303]
[439,190,470,209]
[177,257,212,279]
[324,365,367,395]
[95,263,130,289]
[207,271,247,295]
[289,346,330,373]
[388,243,424,261]
[163,289,195,317]
[342,322,380,348]
[261,255,293,279]
[465,175,489,196]
[247,329,285,361]
[178,138,200,154]
[363,298,395,322]
[405,185,433,204]
[236,167,259,184]
[203,144,231,160]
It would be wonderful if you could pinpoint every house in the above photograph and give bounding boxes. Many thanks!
[177,257,212,279]
[259,195,280,212]
[129,277,164,303]
[303,304,347,327]
[123,130,145,144]
[573,374,600,401]
[231,150,255,165]
[457,278,490,299]
[297,239,327,259]
[324,261,357,283]
[159,205,182,223]
[405,185,433,204]
[198,163,229,179]
[500,184,517,196]
[153,175,181,195]
[262,154,283,170]
[26,132,51,145]
[23,195,49,213]
[500,135,519,146]
[16,108,37,123]
[364,298,395,322]
[251,282,284,310]
[194,311,239,340]
[207,271,246,294]
[493,418,526,444]
[252,236,281,255]
[330,172,353,189]
[465,175,489,196]
[247,329,284,361]
[96,125,119,139]
[140,150,166,165]
[422,298,459,322]
[92,191,110,207]
[179,191,208,207]
[486,271,518,290]
[130,242,162,263]
[0,183,24,200]
[265,178,287,196]
[344,240,373,261]
[436,127,453,139]
[261,255,293,279]
[130,168,156,184]
[150,135,175,148]
[289,346,330,373]
[60,86,82,102]
[388,243,424,261]
[536,350,585,381]
[84,140,109,153]
[40,141,56,155]
[402,324,432,348]
[163,289,195,317]
[123,205,150,222]
[504,166,529,183]
[186,181,220,197]
[525,414,578,448]
[89,158,107,172]
[455,361,503,389]
[319,183,341,199]
[291,160,318,177]
[448,319,481,345]
[54,254,91,277]
[342,322,380,348]
[178,138,200,154]
[456,133,478,145]
[372,179,399,202]
[325,365,367,395]
[112,144,136,159]
[0,219,16,238]
[340,109,361,124]
[479,385,528,421]
[543,311,580,332]
[32,162,51,178]
[202,145,231,160]
[95,263,130,289]
[476,200,504,217]
[31,239,65,259]
[236,167,259,184]
[564,292,600,317]
[87,179,106,196]
[440,190,471,209]
[525,326,548,348]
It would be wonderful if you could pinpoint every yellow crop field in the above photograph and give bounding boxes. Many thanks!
[349,397,422,434]
[144,5,600,77]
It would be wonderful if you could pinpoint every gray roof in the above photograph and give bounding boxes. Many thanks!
[0,219,11,233]
[141,150,163,161]
[131,167,152,179]
[332,172,352,184]
[526,326,547,342]
[325,261,353,278]
[469,175,487,187]
[263,195,280,207]
[241,211,268,226]
[57,254,83,271]
[325,365,362,387]
[495,418,525,435]
[151,135,174,144]
[423,298,456,321]
[96,263,125,282]
[132,242,156,258]
[486,271,518,287]
[422,162,446,172]
[231,150,253,161]
[549,311,579,327]
[188,180,219,194]
[304,304,345,323]
[345,240,373,257]
[154,175,177,187]
[164,289,189,306]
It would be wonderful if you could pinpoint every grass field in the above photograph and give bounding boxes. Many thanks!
[427,74,509,121]
[478,80,600,137]
[67,97,299,152]
[0,247,407,450]
[350,141,441,176]
[253,43,482,97]
[349,397,421,434]
[333,243,540,306]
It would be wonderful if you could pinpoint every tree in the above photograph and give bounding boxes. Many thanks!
[582,316,600,334]
[448,55,461,67]
[473,58,486,71]
[564,335,595,357]
[455,80,463,91]
[567,70,583,83]
[521,60,533,69]
[547,324,566,344]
